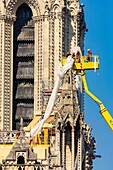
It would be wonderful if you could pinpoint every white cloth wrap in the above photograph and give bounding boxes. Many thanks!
[26,56,74,137]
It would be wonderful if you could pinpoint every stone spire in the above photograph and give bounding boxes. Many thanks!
[2,118,37,165]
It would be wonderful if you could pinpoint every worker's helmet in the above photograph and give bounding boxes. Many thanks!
[77,50,80,53]
[72,52,75,56]
[66,52,70,54]
[87,49,90,51]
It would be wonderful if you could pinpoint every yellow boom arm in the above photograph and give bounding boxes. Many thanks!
[80,72,113,131]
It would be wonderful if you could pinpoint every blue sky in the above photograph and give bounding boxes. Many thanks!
[81,0,113,169]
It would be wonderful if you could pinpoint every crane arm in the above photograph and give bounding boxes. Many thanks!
[80,72,113,131]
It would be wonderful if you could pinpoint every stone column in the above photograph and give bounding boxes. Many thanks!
[42,15,49,89]
[72,127,75,170]
[48,15,55,89]
[72,16,78,48]
[77,134,82,170]
[55,128,61,165]
[0,15,15,130]
[62,127,66,170]
[10,15,16,130]
[33,16,43,113]
[54,13,62,80]
[0,15,5,130]
[3,15,16,130]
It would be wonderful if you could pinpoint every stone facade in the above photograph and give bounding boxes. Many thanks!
[0,73,98,170]
[52,71,97,170]
[0,0,99,170]
[0,0,86,130]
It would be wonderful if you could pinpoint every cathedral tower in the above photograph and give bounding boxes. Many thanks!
[0,1,100,169]
[0,0,86,130]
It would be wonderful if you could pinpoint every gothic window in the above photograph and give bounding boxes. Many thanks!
[13,3,34,129]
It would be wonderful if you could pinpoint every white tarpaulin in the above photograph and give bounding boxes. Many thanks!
[26,55,74,137]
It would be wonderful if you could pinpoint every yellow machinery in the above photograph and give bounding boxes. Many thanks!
[62,55,113,131]
[25,54,113,146]
[25,110,54,145]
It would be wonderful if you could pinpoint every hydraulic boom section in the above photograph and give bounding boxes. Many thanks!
[80,72,113,131]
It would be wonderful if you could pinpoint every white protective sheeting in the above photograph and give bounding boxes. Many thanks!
[26,56,74,137]
[71,46,82,56]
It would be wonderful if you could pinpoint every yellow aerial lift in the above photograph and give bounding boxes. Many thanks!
[25,53,113,146]
[61,55,113,131]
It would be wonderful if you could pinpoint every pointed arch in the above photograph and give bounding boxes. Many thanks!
[6,0,42,16]
[52,4,61,13]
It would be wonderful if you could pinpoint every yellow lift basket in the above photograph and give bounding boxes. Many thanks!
[61,55,99,70]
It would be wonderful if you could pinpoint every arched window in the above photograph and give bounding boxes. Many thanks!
[13,3,34,129]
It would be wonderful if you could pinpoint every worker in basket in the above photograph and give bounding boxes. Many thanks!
[66,51,71,57]
[87,49,92,61]
[74,50,81,63]
[72,52,76,59]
